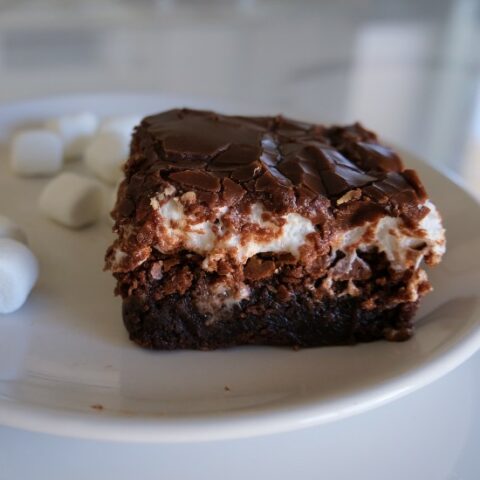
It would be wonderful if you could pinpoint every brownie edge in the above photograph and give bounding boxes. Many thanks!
[122,292,418,350]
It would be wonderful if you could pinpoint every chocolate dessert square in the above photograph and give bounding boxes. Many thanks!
[105,109,445,350]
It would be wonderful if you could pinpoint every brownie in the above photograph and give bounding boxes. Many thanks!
[105,109,445,350]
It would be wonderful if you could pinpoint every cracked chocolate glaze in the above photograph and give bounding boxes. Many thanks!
[117,108,428,231]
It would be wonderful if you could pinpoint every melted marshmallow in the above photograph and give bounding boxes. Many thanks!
[150,187,445,274]
[334,201,445,270]
[154,196,315,263]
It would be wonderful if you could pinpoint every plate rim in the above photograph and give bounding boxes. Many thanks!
[0,92,479,443]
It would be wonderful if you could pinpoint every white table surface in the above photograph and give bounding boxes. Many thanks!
[0,1,479,478]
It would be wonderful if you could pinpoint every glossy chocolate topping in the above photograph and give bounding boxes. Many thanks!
[120,108,428,225]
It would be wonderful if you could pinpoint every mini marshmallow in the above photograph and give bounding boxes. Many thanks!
[84,131,129,185]
[10,129,63,177]
[39,172,103,228]
[99,115,141,138]
[0,216,28,245]
[46,112,98,159]
[0,238,39,314]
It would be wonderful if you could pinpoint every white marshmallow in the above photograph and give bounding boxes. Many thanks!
[84,131,129,185]
[99,115,141,138]
[39,173,103,228]
[0,216,28,245]
[46,112,98,159]
[10,129,63,177]
[0,238,39,314]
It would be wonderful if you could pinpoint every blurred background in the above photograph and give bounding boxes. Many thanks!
[0,0,479,192]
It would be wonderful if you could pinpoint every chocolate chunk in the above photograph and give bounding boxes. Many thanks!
[327,122,377,144]
[195,191,219,206]
[222,178,246,205]
[231,162,262,182]
[402,169,427,201]
[169,170,221,192]
[244,257,276,281]
[255,170,290,191]
[356,142,403,172]
[210,144,261,170]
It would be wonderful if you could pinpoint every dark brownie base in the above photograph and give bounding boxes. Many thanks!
[122,288,418,350]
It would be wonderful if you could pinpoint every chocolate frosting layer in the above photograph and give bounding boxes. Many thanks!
[119,108,428,227]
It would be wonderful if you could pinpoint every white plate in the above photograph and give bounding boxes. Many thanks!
[0,93,479,443]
